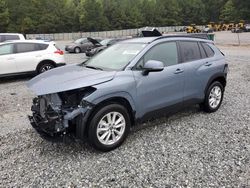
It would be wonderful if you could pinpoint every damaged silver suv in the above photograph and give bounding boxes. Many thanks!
[28,35,228,151]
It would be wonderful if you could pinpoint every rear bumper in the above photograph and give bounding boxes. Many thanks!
[56,63,66,67]
[65,47,75,52]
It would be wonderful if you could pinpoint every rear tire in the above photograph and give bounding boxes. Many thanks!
[87,104,131,152]
[201,81,224,113]
[37,62,55,74]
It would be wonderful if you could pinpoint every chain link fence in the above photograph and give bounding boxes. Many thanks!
[26,26,204,41]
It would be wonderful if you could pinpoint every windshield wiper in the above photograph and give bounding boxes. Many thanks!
[85,65,103,71]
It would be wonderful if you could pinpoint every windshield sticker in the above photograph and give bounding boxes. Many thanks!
[122,50,140,55]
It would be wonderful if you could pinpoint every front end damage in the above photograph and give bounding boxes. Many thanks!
[28,87,95,139]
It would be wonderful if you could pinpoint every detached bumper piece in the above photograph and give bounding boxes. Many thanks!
[28,115,65,142]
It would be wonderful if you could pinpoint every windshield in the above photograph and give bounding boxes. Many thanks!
[84,43,146,70]
[100,39,113,46]
[74,38,87,44]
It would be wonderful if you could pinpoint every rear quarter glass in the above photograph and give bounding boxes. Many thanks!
[36,43,49,50]
[201,43,215,57]
[53,44,61,50]
[211,43,225,56]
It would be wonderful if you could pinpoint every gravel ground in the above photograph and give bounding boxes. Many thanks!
[0,41,250,187]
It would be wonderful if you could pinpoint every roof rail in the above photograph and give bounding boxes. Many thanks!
[154,33,210,41]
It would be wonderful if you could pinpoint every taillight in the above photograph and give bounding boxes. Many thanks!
[54,50,64,55]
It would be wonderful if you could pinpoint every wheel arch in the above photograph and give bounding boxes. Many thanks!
[90,94,136,124]
[76,95,136,139]
[205,73,227,94]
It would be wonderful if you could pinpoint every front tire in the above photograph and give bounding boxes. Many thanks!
[202,81,224,113]
[88,104,131,152]
[74,47,81,53]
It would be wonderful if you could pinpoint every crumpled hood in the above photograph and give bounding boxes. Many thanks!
[87,37,101,46]
[27,64,116,95]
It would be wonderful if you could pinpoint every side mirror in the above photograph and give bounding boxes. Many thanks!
[142,60,164,75]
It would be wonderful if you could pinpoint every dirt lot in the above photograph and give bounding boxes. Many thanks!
[0,36,250,187]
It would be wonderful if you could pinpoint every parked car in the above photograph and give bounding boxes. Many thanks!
[28,35,228,151]
[34,36,54,42]
[244,24,250,32]
[179,26,187,32]
[0,33,25,42]
[0,40,65,77]
[203,25,214,33]
[85,38,125,57]
[65,37,102,53]
[135,27,162,37]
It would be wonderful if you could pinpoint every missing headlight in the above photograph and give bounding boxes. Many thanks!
[58,87,96,108]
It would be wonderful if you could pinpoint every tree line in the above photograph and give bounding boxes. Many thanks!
[0,0,249,34]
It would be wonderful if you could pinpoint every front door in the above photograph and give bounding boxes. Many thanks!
[132,42,186,118]
[0,43,17,75]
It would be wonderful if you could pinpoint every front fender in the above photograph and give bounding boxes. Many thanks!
[90,91,136,112]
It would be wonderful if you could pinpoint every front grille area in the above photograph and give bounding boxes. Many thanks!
[39,97,47,118]
[29,95,65,135]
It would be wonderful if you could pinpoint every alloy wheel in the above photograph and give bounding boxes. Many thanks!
[208,86,222,109]
[96,112,126,145]
[40,64,54,73]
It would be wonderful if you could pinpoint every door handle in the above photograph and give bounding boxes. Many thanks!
[205,62,212,66]
[174,68,184,74]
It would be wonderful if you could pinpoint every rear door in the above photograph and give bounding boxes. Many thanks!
[178,40,216,101]
[14,43,40,72]
[0,43,17,75]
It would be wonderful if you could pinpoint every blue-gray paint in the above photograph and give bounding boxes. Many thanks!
[27,36,226,121]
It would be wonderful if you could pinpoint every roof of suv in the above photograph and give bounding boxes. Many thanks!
[0,40,53,45]
[122,34,213,44]
[0,33,23,35]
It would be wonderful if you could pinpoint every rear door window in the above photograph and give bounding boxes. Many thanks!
[0,36,4,42]
[201,43,215,57]
[0,44,14,55]
[5,35,20,41]
[179,41,201,62]
[15,43,36,53]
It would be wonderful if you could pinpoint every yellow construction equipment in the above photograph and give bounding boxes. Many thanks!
[186,24,201,33]
[232,20,245,33]
[228,23,235,31]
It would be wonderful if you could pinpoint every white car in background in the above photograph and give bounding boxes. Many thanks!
[0,33,25,42]
[0,40,66,77]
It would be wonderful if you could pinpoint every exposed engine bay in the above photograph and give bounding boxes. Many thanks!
[28,87,95,137]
